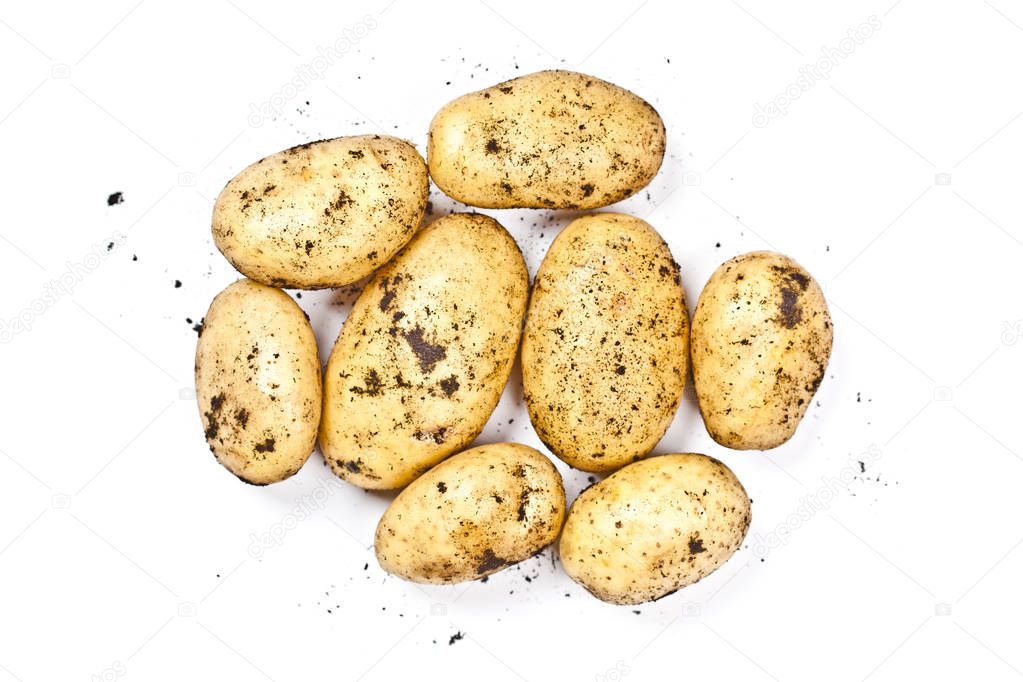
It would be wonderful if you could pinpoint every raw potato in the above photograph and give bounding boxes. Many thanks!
[559,453,751,605]
[692,251,832,450]
[522,213,688,472]
[375,443,565,583]
[320,214,528,489]
[428,70,665,209]
[212,135,428,289]
[194,279,321,485]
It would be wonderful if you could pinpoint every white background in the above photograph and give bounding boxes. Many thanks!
[1,1,1022,680]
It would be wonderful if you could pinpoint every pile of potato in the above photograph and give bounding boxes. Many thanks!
[195,70,832,605]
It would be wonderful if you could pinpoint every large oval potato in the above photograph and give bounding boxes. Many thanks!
[560,453,751,605]
[428,70,665,209]
[375,443,565,583]
[212,135,428,289]
[692,251,832,450]
[194,279,321,485]
[320,213,528,489]
[522,213,688,472]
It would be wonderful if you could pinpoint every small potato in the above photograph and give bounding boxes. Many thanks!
[375,443,565,583]
[320,213,528,489]
[194,279,321,485]
[522,213,688,472]
[212,135,428,289]
[692,251,832,450]
[559,454,751,605]
[428,70,665,209]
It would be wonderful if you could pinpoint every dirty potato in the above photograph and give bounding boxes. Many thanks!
[559,453,751,605]
[691,251,832,450]
[212,135,428,289]
[375,443,565,583]
[521,213,689,472]
[194,279,321,485]
[428,70,665,209]
[320,213,528,489]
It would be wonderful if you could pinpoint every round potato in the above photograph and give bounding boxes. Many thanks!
[428,70,665,209]
[560,453,751,605]
[320,213,528,489]
[692,251,832,450]
[521,213,688,472]
[212,135,428,289]
[194,279,321,485]
[375,443,565,583]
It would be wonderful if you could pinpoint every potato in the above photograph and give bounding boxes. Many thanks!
[691,251,832,450]
[375,443,565,583]
[559,453,751,605]
[521,213,688,472]
[212,135,428,289]
[320,213,528,489]
[194,279,321,485]
[428,70,665,209]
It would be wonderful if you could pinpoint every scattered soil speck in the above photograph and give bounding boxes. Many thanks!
[477,549,508,574]
[404,325,446,373]
[439,375,460,396]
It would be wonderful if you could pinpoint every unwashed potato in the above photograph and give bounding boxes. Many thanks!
[691,251,832,450]
[522,213,688,472]
[320,213,528,489]
[212,135,428,289]
[428,70,665,209]
[194,279,321,484]
[375,443,565,583]
[560,453,751,605]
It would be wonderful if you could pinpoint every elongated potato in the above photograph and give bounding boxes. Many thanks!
[560,454,751,605]
[428,70,665,209]
[692,251,832,450]
[375,443,565,583]
[522,213,688,472]
[212,135,428,289]
[320,214,528,489]
[194,279,321,484]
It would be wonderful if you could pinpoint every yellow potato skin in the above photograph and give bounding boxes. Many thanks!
[559,454,751,605]
[521,213,688,472]
[212,135,428,289]
[194,279,321,485]
[375,443,565,584]
[428,70,665,209]
[320,214,528,489]
[692,251,832,450]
